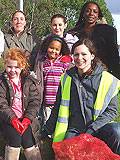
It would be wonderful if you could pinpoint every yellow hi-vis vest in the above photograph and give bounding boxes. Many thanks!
[53,71,120,142]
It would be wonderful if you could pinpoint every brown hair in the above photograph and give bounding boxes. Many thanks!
[51,14,67,24]
[71,37,107,70]
[4,48,29,73]
[11,10,26,21]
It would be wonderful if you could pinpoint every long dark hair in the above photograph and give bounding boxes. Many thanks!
[69,1,103,34]
[76,1,103,28]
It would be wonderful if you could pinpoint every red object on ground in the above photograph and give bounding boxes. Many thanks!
[52,133,120,160]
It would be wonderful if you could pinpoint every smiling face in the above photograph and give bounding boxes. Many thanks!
[5,59,22,80]
[51,17,67,37]
[83,3,99,26]
[12,11,26,35]
[47,40,62,61]
[73,44,95,73]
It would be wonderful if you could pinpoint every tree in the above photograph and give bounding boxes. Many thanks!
[0,0,113,38]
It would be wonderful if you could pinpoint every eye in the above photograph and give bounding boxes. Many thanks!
[93,9,98,14]
[52,24,57,27]
[82,52,87,56]
[20,17,24,21]
[85,9,90,13]
[15,66,19,69]
[13,18,17,21]
[7,66,12,68]
[73,53,79,57]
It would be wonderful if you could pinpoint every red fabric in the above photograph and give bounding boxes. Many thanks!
[21,118,31,134]
[52,133,120,160]
[11,117,24,134]
[60,55,73,63]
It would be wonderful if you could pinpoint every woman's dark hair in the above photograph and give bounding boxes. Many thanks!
[51,14,67,24]
[40,35,70,57]
[11,10,26,21]
[75,1,103,29]
[71,36,103,68]
[71,37,96,56]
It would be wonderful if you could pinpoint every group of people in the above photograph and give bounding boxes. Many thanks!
[0,1,120,160]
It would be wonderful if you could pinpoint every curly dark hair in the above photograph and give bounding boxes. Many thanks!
[40,34,70,57]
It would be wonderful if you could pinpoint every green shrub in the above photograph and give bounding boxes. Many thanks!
[0,58,4,72]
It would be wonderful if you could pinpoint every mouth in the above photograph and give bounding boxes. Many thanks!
[9,72,16,76]
[88,17,95,21]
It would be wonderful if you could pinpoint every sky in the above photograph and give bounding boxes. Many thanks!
[105,0,120,45]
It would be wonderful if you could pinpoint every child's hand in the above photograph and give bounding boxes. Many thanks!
[11,117,24,134]
[21,118,31,134]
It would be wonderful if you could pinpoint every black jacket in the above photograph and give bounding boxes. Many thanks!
[91,24,119,78]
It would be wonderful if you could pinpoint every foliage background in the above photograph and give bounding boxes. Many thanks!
[0,0,113,38]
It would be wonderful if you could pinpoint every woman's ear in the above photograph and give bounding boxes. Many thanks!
[64,23,67,29]
[91,54,95,60]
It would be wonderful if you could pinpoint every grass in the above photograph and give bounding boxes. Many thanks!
[115,92,120,122]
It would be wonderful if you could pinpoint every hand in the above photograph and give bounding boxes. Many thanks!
[21,118,31,134]
[11,117,24,134]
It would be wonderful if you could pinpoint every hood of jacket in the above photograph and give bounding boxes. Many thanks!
[66,62,106,81]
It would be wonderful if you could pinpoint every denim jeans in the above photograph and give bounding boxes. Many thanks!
[65,123,120,155]
[94,122,120,155]
[64,128,81,139]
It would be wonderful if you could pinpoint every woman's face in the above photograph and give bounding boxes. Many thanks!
[83,3,99,25]
[51,17,67,37]
[12,12,26,34]
[5,59,22,80]
[47,40,62,61]
[73,44,95,73]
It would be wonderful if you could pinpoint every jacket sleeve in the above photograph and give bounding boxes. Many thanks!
[0,83,16,123]
[44,84,62,134]
[23,78,41,121]
[87,95,118,132]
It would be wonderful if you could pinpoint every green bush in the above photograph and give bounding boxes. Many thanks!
[0,58,4,72]
[115,92,120,122]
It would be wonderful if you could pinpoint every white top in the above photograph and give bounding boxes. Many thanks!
[64,33,79,51]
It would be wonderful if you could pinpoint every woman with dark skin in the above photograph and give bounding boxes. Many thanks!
[67,1,120,79]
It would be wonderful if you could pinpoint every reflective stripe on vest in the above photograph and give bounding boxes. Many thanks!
[53,73,71,142]
[93,71,120,120]
[53,71,120,142]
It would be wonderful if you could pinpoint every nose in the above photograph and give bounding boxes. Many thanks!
[17,18,21,23]
[56,25,59,29]
[77,54,83,60]
[11,67,16,71]
[52,49,56,53]
[89,10,94,16]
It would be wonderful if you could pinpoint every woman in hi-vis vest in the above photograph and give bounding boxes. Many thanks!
[41,37,120,155]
